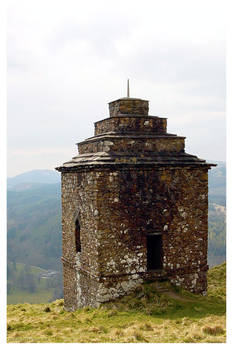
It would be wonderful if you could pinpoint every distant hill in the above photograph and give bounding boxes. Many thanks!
[7,169,61,190]
[7,182,62,271]
[208,161,226,206]
[207,161,226,266]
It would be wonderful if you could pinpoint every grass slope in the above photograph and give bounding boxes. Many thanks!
[7,262,226,343]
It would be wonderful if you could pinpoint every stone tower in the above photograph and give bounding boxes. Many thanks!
[56,94,215,311]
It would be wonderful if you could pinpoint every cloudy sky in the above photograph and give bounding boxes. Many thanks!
[7,0,225,177]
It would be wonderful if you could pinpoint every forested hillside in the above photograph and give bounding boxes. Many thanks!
[7,182,61,271]
[208,161,226,206]
[7,163,226,304]
[207,161,226,267]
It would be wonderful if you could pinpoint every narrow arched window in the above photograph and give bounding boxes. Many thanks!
[75,218,81,253]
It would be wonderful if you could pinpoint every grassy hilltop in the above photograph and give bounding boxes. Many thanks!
[7,262,226,343]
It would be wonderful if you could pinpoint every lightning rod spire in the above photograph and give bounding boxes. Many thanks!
[127,79,130,98]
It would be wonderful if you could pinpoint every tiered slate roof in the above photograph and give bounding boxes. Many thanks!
[56,97,214,171]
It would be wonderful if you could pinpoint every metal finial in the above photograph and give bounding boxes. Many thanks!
[127,79,130,98]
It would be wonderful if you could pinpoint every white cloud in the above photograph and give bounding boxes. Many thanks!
[7,0,225,176]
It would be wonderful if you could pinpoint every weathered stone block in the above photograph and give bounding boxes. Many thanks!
[109,98,149,117]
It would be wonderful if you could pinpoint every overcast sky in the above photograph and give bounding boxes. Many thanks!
[7,0,225,177]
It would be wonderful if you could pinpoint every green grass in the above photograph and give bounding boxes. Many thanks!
[7,262,226,343]
[7,290,54,305]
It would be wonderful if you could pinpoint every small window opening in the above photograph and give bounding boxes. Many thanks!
[75,218,81,253]
[147,234,163,270]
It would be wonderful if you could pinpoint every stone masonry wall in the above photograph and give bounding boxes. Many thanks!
[94,165,209,298]
[94,116,167,135]
[78,136,185,155]
[109,98,149,117]
[61,164,209,309]
[61,171,100,309]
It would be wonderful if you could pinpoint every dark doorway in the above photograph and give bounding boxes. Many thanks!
[147,234,163,270]
[75,218,81,253]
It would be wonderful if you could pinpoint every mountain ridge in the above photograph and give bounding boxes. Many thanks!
[7,169,61,189]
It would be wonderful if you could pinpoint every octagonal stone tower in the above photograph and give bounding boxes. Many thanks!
[56,95,215,311]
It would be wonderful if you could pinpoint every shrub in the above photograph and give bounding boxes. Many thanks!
[44,306,51,313]
[202,325,224,336]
